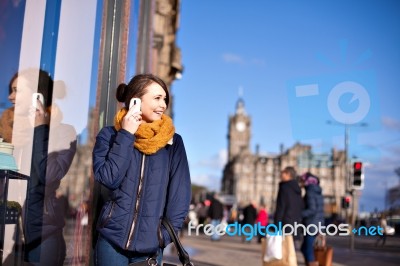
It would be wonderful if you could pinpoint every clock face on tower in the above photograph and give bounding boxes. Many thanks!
[235,121,246,132]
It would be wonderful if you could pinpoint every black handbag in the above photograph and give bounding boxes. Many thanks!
[128,217,194,266]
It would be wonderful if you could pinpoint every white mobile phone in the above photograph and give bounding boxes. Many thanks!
[129,98,141,113]
[32,93,44,108]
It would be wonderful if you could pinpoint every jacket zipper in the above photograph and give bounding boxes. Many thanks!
[125,154,146,249]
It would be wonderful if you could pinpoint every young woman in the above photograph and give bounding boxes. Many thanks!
[300,172,324,266]
[93,73,191,266]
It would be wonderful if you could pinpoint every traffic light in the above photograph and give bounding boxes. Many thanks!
[352,161,364,190]
[342,196,351,209]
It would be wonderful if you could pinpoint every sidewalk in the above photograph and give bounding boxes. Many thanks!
[163,232,400,266]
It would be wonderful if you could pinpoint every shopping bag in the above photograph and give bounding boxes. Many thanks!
[314,235,333,266]
[263,235,283,262]
[261,235,297,266]
[385,225,395,235]
[314,246,333,266]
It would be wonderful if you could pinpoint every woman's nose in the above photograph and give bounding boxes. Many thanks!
[160,100,167,109]
[8,91,16,101]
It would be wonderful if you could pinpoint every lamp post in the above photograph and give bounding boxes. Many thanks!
[327,120,367,251]
[327,121,367,189]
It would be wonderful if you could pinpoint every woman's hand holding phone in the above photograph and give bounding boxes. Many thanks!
[122,98,142,134]
[30,93,49,127]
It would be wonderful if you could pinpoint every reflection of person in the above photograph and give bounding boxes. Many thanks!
[207,193,224,241]
[300,172,324,266]
[272,166,303,266]
[92,73,191,266]
[2,68,77,265]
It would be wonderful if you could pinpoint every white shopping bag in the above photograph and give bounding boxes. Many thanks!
[263,235,283,262]
[385,225,395,235]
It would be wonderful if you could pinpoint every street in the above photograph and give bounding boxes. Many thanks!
[163,231,400,266]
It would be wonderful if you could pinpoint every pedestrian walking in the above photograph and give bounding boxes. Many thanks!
[300,172,324,266]
[256,204,269,243]
[92,73,191,266]
[376,213,388,246]
[207,193,224,241]
[196,202,208,228]
[265,166,303,266]
[242,201,257,243]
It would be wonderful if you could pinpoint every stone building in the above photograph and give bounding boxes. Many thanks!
[135,0,183,83]
[221,98,348,218]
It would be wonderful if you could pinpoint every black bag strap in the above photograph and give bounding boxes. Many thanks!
[162,217,194,266]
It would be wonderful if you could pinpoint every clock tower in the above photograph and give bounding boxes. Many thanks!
[228,98,251,160]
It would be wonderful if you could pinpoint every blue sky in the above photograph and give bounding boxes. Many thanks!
[171,0,400,212]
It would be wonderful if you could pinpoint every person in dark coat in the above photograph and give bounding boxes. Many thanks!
[207,193,224,241]
[300,172,324,266]
[273,166,303,265]
[274,167,303,227]
[242,201,257,243]
[196,202,208,227]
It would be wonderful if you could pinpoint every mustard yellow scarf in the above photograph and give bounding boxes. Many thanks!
[114,108,175,155]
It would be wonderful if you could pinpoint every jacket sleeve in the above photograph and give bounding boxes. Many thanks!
[45,125,77,185]
[92,127,136,190]
[302,191,317,218]
[31,125,77,186]
[31,125,50,184]
[161,134,191,246]
[274,188,285,225]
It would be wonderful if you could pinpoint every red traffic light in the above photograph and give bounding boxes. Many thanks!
[342,196,351,208]
[354,162,362,170]
[352,161,364,189]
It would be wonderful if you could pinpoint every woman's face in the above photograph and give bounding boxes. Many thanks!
[9,76,34,114]
[280,171,290,181]
[139,82,167,123]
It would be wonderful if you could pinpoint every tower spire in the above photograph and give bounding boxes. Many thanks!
[236,86,246,115]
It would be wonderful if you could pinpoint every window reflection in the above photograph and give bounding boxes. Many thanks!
[1,68,77,265]
[0,0,147,264]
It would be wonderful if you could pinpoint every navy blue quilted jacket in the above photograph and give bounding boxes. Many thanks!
[302,184,324,226]
[92,127,191,253]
